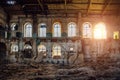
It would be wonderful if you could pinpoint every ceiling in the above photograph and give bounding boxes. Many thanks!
[0,0,120,16]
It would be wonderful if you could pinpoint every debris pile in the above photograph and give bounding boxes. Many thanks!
[0,58,120,80]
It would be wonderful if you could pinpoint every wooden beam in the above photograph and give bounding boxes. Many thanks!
[116,3,120,16]
[87,0,92,15]
[64,0,67,14]
[102,0,113,15]
[23,3,120,6]
[37,0,49,15]
[37,0,44,11]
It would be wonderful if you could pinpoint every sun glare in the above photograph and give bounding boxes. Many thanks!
[94,23,107,39]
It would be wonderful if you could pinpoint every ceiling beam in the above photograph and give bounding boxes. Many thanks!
[116,3,120,16]
[9,9,117,15]
[87,0,92,15]
[64,0,67,14]
[37,0,44,11]
[9,9,118,12]
[22,2,120,7]
[37,0,48,15]
[102,0,113,15]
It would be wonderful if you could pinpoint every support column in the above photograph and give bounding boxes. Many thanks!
[77,12,82,37]
[32,15,37,57]
[83,39,92,62]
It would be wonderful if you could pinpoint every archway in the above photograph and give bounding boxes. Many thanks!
[94,22,107,39]
[37,44,46,57]
[52,45,61,59]
[23,42,33,58]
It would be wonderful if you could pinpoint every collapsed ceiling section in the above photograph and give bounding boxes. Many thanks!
[0,0,120,15]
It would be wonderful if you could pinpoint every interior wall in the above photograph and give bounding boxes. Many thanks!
[81,14,120,38]
[8,13,120,39]
[0,10,120,63]
[0,7,7,26]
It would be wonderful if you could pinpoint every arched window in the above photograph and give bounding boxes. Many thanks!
[24,22,32,37]
[11,44,18,52]
[94,22,107,39]
[38,23,46,37]
[24,44,32,49]
[83,22,92,38]
[68,22,76,37]
[38,45,46,52]
[53,22,61,37]
[23,44,33,58]
[52,45,61,58]
[38,45,46,56]
[113,31,119,39]
[11,23,16,31]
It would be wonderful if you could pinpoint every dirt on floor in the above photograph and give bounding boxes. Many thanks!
[0,57,120,80]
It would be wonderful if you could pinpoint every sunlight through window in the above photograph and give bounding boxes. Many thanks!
[113,31,119,39]
[94,23,107,39]
[52,45,61,58]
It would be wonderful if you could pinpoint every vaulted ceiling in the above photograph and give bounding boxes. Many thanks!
[0,0,120,16]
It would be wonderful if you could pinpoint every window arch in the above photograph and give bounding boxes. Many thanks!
[68,22,76,37]
[113,31,119,39]
[38,44,46,56]
[23,44,33,58]
[38,23,46,37]
[94,22,107,39]
[38,45,46,52]
[53,22,61,37]
[11,23,16,31]
[83,22,92,38]
[24,44,32,49]
[52,45,61,58]
[24,22,32,37]
[11,44,18,52]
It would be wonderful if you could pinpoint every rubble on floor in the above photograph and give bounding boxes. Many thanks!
[0,58,120,80]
